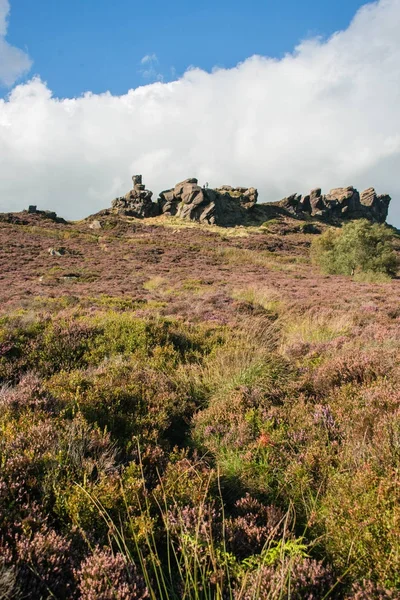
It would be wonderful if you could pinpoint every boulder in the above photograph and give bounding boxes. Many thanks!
[88,219,102,230]
[360,188,391,222]
[48,247,66,257]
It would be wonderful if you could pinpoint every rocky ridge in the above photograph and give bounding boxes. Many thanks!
[108,176,391,227]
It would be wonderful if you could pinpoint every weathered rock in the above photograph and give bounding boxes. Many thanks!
[48,247,66,257]
[88,219,102,230]
[107,175,391,227]
[275,185,390,223]
[112,175,159,218]
[158,179,258,226]
[360,188,391,222]
[22,207,66,223]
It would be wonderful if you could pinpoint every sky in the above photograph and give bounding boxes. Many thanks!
[0,0,400,225]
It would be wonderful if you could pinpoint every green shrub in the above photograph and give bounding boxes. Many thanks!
[320,467,400,587]
[311,220,398,277]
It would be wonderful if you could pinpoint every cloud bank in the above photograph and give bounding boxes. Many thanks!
[0,0,31,86]
[0,0,399,225]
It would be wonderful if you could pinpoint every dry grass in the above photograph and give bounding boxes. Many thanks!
[280,310,353,351]
[231,285,284,314]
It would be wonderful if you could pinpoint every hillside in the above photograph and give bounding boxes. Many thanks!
[0,210,400,599]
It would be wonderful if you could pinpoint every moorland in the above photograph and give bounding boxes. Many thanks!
[0,208,399,599]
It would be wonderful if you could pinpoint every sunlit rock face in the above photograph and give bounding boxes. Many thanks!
[158,178,258,226]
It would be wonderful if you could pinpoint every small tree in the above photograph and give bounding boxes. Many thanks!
[311,220,398,278]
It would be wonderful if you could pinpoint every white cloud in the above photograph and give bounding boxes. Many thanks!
[0,0,400,225]
[141,53,158,65]
[0,0,32,86]
[139,53,163,80]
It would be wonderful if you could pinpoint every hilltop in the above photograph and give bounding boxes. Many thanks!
[107,175,392,227]
[0,205,399,599]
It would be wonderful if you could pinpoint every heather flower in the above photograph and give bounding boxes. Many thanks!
[312,351,393,394]
[167,503,221,544]
[15,527,74,599]
[238,557,334,600]
[226,494,283,558]
[346,579,400,599]
[0,373,51,414]
[312,404,341,443]
[76,547,149,600]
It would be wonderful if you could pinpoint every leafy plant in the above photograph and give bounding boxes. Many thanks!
[311,220,398,277]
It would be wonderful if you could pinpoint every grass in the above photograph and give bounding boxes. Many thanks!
[231,286,284,314]
[215,247,305,272]
[143,276,167,291]
[280,310,353,350]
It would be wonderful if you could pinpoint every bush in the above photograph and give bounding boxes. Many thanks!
[76,548,149,600]
[311,220,398,277]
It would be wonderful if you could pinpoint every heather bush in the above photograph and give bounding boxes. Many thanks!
[15,526,75,599]
[0,314,93,380]
[346,580,400,599]
[0,416,60,528]
[76,548,149,600]
[310,349,393,394]
[237,557,335,600]
[225,494,283,558]
[311,220,398,277]
[155,449,217,507]
[0,373,46,414]
[46,360,198,445]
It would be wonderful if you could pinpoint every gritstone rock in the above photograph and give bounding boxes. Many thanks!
[107,175,391,227]
[277,186,390,223]
[158,179,258,226]
[112,175,159,218]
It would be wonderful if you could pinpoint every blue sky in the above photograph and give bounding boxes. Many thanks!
[5,0,367,97]
[1,0,400,226]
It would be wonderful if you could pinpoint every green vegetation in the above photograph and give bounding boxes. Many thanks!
[311,220,398,278]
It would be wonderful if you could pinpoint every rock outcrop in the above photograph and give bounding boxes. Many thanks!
[109,176,391,226]
[112,175,159,218]
[159,179,258,226]
[23,206,66,223]
[277,186,390,223]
